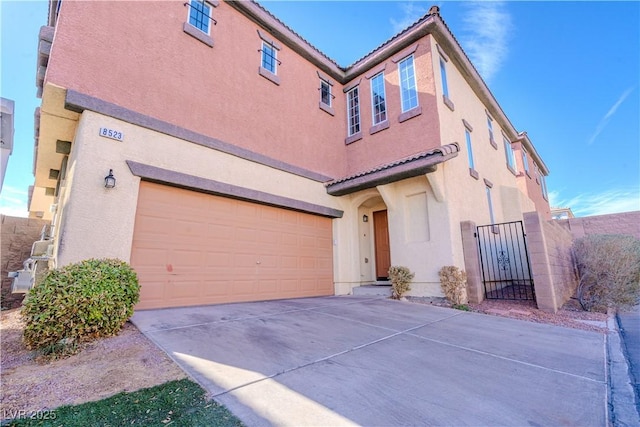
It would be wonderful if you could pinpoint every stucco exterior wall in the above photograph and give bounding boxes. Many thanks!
[427,36,535,277]
[53,110,350,268]
[342,39,441,175]
[512,142,551,219]
[46,0,348,178]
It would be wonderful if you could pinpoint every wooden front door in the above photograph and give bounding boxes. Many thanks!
[373,210,391,280]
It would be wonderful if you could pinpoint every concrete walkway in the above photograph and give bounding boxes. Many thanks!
[132,296,607,426]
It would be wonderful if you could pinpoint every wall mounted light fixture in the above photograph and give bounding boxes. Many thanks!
[104,169,116,188]
[362,214,368,222]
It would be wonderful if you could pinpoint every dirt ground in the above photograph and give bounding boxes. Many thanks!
[0,296,609,420]
[408,296,609,333]
[1,308,185,418]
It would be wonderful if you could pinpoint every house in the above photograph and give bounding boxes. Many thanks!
[28,0,550,309]
[1,98,15,194]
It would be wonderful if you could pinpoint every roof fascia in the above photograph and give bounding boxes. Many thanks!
[227,1,549,175]
[516,132,550,175]
[226,0,345,80]
[427,17,549,175]
[343,18,436,82]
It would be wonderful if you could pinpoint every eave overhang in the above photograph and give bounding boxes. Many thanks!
[325,144,459,196]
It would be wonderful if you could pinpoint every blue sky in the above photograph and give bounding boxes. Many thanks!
[1,1,639,217]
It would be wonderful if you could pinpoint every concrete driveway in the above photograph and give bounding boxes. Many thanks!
[131,296,607,426]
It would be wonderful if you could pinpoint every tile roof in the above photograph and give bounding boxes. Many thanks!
[326,143,459,190]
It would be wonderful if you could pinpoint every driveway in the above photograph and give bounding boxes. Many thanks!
[132,296,606,426]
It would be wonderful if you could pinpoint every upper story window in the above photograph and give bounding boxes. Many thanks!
[183,0,217,47]
[436,45,455,111]
[188,0,211,34]
[522,149,530,175]
[487,115,497,149]
[347,87,361,136]
[320,80,332,107]
[398,55,418,112]
[439,58,449,99]
[370,73,387,125]
[504,137,517,173]
[465,129,476,175]
[261,42,277,75]
[541,174,549,200]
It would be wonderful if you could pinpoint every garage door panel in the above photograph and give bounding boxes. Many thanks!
[167,280,202,299]
[131,181,334,309]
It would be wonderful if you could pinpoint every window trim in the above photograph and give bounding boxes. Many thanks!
[503,136,517,175]
[183,0,217,47]
[257,30,281,85]
[398,55,419,114]
[439,56,454,111]
[540,173,549,201]
[487,115,497,149]
[261,41,278,75]
[522,148,531,177]
[187,0,213,35]
[370,72,388,126]
[346,86,361,139]
[465,128,478,179]
[320,80,332,107]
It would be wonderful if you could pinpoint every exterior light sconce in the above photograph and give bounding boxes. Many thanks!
[104,169,116,188]
[362,214,368,223]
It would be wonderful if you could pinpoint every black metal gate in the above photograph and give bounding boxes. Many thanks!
[476,221,535,301]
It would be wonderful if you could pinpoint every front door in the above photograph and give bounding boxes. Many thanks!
[373,210,391,280]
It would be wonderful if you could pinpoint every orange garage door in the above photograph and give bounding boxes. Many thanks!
[131,181,334,309]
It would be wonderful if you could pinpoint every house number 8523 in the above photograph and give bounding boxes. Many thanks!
[99,127,124,141]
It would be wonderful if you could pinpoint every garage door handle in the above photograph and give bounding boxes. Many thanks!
[256,261,261,264]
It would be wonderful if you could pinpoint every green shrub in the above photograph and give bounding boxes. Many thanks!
[388,266,415,299]
[22,258,140,352]
[438,266,468,306]
[572,234,640,312]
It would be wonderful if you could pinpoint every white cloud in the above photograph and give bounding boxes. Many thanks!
[0,185,29,218]
[460,2,512,83]
[550,187,640,217]
[390,2,431,35]
[587,86,636,145]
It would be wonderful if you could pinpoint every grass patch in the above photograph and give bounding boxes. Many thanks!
[452,304,470,311]
[4,378,243,427]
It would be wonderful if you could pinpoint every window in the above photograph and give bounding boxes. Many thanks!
[347,87,361,136]
[370,73,387,125]
[398,55,418,112]
[487,115,496,148]
[465,129,476,172]
[320,80,332,107]
[261,42,277,75]
[486,185,496,224]
[188,0,211,34]
[504,137,517,173]
[522,149,530,175]
[439,58,449,98]
[541,174,548,200]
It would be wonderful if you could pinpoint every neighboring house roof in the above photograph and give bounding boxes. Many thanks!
[325,144,460,196]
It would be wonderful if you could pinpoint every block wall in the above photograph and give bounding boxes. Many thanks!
[1,215,50,309]
[557,211,640,240]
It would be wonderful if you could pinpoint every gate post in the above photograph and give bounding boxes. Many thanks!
[523,212,558,313]
[460,221,483,304]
